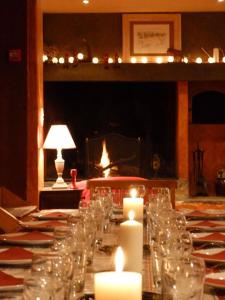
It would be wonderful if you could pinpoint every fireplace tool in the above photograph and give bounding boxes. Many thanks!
[193,144,208,196]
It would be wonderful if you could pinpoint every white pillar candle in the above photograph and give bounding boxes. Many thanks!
[123,197,143,220]
[119,211,143,273]
[94,247,142,300]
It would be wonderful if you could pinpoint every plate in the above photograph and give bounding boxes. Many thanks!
[0,232,53,246]
[22,220,67,231]
[205,272,225,289]
[0,283,24,292]
[31,209,79,220]
[204,210,225,215]
[113,207,123,214]
[191,232,225,243]
[193,248,225,262]
[178,208,194,215]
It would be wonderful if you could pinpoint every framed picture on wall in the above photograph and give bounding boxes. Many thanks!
[122,14,181,62]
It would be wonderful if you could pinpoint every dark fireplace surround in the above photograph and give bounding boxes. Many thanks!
[43,78,225,198]
[44,81,177,181]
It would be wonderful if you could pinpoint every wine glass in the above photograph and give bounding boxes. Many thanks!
[162,256,205,300]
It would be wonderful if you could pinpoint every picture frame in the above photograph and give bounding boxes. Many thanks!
[122,14,181,62]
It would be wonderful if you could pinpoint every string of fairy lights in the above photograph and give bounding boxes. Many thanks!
[43,49,225,65]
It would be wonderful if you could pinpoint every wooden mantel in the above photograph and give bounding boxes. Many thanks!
[44,63,225,82]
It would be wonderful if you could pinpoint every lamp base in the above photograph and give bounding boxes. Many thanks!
[52,181,68,189]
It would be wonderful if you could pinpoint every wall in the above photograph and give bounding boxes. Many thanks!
[189,81,225,196]
[189,125,225,196]
[43,12,225,60]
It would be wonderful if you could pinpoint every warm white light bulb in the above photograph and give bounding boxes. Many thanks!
[43,54,48,62]
[208,57,215,63]
[59,57,65,64]
[195,57,203,64]
[77,53,84,60]
[52,57,58,64]
[182,57,189,64]
[118,57,122,63]
[141,57,148,63]
[222,56,225,63]
[108,57,113,64]
[156,57,163,64]
[168,56,174,63]
[68,56,74,63]
[130,57,137,63]
[92,57,99,64]
[83,0,89,4]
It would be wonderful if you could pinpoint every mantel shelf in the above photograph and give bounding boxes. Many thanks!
[44,63,225,82]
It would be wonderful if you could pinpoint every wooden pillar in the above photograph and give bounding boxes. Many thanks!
[27,0,43,206]
[0,0,43,207]
[176,81,189,199]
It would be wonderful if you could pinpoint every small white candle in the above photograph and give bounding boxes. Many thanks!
[94,247,142,300]
[123,189,143,220]
[119,211,143,273]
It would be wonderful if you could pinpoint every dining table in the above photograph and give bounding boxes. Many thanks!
[0,206,225,299]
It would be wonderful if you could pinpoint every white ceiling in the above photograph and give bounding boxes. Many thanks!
[41,0,225,13]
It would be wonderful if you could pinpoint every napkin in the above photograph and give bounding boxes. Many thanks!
[190,220,222,228]
[188,210,209,217]
[188,210,225,218]
[205,277,225,287]
[0,270,23,286]
[194,232,225,242]
[193,249,225,261]
[0,247,33,260]
[1,231,52,241]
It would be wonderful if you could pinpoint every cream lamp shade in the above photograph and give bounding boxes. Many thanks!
[43,125,76,189]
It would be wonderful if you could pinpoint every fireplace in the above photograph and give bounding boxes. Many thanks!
[44,81,177,181]
[85,133,141,178]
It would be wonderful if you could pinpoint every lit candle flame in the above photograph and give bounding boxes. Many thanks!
[115,246,124,272]
[130,188,137,198]
[128,210,135,221]
[99,140,111,177]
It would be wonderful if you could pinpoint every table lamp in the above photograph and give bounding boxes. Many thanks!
[43,124,76,189]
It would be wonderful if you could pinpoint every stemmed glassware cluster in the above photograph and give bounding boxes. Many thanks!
[146,187,205,299]
[22,185,205,299]
[23,186,114,300]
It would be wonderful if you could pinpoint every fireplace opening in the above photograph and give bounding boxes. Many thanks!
[85,133,142,178]
[44,81,177,181]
